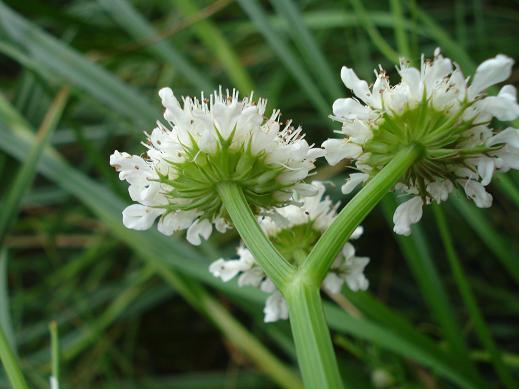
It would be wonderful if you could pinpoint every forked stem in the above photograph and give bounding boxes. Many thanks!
[300,144,423,286]
[217,144,423,389]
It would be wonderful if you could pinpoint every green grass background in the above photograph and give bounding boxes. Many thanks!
[0,0,518,387]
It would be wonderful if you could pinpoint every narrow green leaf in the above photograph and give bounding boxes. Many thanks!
[98,0,214,92]
[0,87,69,245]
[0,255,28,389]
[496,174,519,210]
[153,263,302,389]
[235,0,330,118]
[324,303,478,389]
[410,2,474,71]
[348,0,400,63]
[0,249,16,353]
[0,2,159,128]
[389,0,411,58]
[381,196,484,385]
[171,0,254,94]
[270,0,342,99]
[49,321,60,389]
[450,195,519,284]
[433,205,517,388]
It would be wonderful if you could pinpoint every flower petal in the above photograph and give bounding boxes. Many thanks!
[332,98,374,120]
[157,210,199,236]
[344,256,370,291]
[186,219,213,245]
[392,197,424,236]
[323,273,344,294]
[341,172,369,194]
[209,259,241,282]
[469,54,514,97]
[340,66,373,105]
[479,85,519,121]
[463,179,493,208]
[263,292,289,323]
[487,127,519,148]
[426,179,453,203]
[322,138,363,165]
[122,204,162,231]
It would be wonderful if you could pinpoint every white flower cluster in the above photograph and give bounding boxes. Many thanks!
[110,87,324,245]
[209,182,369,322]
[324,49,519,235]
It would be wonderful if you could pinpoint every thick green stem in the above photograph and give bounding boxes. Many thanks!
[301,144,423,285]
[285,281,344,389]
[218,182,343,388]
[217,182,294,288]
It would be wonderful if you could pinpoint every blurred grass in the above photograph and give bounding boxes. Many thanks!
[0,0,518,387]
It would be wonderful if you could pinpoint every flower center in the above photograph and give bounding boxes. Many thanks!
[155,137,291,219]
[363,97,496,195]
[270,223,321,265]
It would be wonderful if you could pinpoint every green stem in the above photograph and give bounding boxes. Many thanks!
[285,282,344,389]
[218,182,343,388]
[0,324,28,389]
[301,144,423,285]
[217,182,294,288]
[433,205,517,389]
[49,321,60,388]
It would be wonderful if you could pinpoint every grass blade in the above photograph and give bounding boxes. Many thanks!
[270,0,342,99]
[235,0,330,118]
[0,2,159,128]
[171,0,254,94]
[0,249,16,354]
[98,0,214,93]
[381,196,484,385]
[450,195,519,284]
[0,87,69,245]
[433,205,517,388]
[0,323,28,389]
[349,0,400,63]
[49,321,60,389]
[0,251,28,388]
[389,0,411,58]
[324,303,478,388]
[496,174,519,210]
[409,2,474,71]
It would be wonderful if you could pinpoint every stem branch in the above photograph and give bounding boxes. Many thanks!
[217,182,294,289]
[301,144,423,285]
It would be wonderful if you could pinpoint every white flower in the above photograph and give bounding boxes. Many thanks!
[264,292,289,323]
[341,172,370,194]
[326,49,519,235]
[111,87,324,245]
[393,197,424,236]
[209,181,370,322]
[323,243,370,293]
